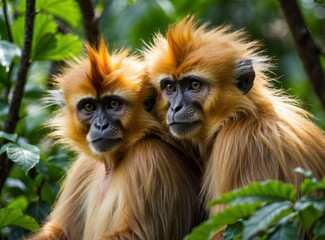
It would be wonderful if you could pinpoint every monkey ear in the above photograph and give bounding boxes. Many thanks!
[234,59,255,94]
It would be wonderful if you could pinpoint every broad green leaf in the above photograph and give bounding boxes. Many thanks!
[186,202,261,240]
[313,215,325,238]
[0,131,18,142]
[33,33,82,61]
[11,16,25,47]
[6,196,28,211]
[0,41,21,71]
[6,144,40,173]
[32,33,57,61]
[210,181,296,206]
[223,221,244,240]
[37,0,82,28]
[268,223,299,240]
[26,201,50,222]
[243,201,292,240]
[128,0,137,3]
[301,178,325,195]
[295,197,325,212]
[12,14,57,49]
[0,208,39,231]
[0,143,16,155]
[295,199,324,231]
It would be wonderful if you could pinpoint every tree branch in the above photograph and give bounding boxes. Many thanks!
[0,0,36,192]
[77,0,101,48]
[279,0,325,108]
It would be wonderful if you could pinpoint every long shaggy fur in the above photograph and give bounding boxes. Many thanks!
[27,40,204,239]
[144,16,325,215]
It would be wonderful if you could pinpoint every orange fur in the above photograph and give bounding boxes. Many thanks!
[27,40,204,239]
[144,16,325,216]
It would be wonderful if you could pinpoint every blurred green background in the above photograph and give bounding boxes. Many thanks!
[0,0,324,238]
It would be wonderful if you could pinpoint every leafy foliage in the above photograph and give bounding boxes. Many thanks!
[0,0,324,239]
[186,168,325,240]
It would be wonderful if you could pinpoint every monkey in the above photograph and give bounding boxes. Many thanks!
[27,40,205,240]
[143,16,325,217]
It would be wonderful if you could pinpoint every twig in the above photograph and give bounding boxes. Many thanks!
[0,0,36,192]
[279,0,325,109]
[77,0,101,48]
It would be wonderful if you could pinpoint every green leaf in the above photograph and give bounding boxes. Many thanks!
[301,178,325,195]
[0,41,21,71]
[186,202,261,240]
[128,0,137,3]
[209,181,296,206]
[0,131,18,142]
[0,208,39,231]
[37,0,82,28]
[11,13,82,62]
[0,143,16,155]
[223,221,244,240]
[294,167,314,179]
[295,197,325,212]
[314,215,325,238]
[295,198,324,231]
[33,33,82,61]
[243,201,292,240]
[11,16,25,48]
[268,223,299,240]
[6,144,40,173]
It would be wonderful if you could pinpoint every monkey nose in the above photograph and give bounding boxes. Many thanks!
[94,116,109,131]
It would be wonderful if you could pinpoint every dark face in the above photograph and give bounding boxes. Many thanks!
[77,95,126,153]
[160,75,209,137]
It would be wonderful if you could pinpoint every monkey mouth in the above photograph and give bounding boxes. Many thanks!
[168,121,201,137]
[90,138,122,152]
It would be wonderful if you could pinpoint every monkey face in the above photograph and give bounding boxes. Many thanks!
[76,96,125,153]
[50,41,156,160]
[159,74,209,137]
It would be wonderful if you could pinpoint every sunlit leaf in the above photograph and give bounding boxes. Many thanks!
[0,208,39,231]
[243,201,292,240]
[33,33,82,61]
[0,131,18,142]
[0,41,21,71]
[209,181,296,206]
[301,178,325,195]
[6,144,40,173]
[186,202,261,240]
[11,16,25,47]
[37,0,82,28]
[295,167,314,179]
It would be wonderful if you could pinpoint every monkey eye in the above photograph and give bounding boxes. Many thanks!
[108,99,121,110]
[189,80,202,91]
[165,83,176,93]
[83,102,96,112]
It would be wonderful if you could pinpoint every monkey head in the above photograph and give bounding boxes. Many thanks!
[49,41,157,164]
[144,16,267,142]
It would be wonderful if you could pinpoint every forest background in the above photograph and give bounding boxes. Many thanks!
[0,0,324,239]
